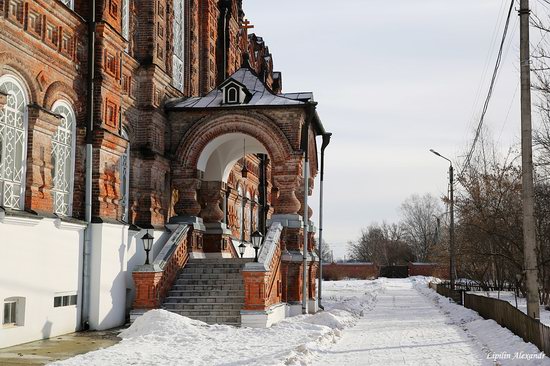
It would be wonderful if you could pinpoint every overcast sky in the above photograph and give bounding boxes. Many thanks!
[245,0,545,259]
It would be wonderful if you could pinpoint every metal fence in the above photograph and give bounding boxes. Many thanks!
[432,282,550,355]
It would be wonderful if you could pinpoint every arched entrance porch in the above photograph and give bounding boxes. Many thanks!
[170,113,305,258]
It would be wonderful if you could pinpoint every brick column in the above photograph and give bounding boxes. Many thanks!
[297,177,314,220]
[25,105,61,214]
[272,175,300,215]
[174,178,202,217]
[199,181,225,223]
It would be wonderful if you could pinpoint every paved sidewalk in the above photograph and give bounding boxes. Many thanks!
[0,329,121,366]
[314,279,490,366]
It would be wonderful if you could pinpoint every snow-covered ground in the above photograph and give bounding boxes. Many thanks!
[467,290,550,327]
[49,278,549,366]
[49,279,385,366]
[415,278,550,365]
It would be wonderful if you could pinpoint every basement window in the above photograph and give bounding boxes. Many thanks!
[54,294,77,307]
[3,297,25,327]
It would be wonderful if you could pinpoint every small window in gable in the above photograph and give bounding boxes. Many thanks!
[221,81,250,105]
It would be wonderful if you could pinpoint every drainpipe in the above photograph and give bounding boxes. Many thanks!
[317,132,331,311]
[81,0,96,330]
[302,102,316,315]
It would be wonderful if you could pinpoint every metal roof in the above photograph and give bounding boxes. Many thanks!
[167,67,314,109]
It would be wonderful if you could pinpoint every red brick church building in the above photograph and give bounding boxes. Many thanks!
[0,0,329,347]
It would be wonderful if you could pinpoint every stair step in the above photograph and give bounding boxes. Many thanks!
[178,273,244,280]
[185,263,246,269]
[164,296,244,304]
[163,303,243,311]
[168,313,240,325]
[170,284,244,292]
[167,290,244,297]
[188,259,252,265]
[183,267,243,274]
[175,278,244,285]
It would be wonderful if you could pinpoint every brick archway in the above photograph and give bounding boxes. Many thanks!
[172,111,303,218]
[174,112,293,173]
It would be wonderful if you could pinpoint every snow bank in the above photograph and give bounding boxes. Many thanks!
[49,279,384,366]
[415,279,550,365]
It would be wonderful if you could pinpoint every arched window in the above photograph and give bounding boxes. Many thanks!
[244,190,251,240]
[120,129,130,222]
[237,186,243,240]
[172,0,185,91]
[253,194,259,232]
[51,101,76,216]
[227,87,238,103]
[0,75,28,210]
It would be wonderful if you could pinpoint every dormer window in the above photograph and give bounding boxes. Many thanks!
[220,79,251,105]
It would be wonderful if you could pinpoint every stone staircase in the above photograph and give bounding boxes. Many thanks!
[162,258,252,326]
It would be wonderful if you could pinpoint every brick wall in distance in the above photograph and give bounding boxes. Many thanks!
[322,263,378,280]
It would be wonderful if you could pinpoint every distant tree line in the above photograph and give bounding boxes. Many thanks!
[347,193,446,266]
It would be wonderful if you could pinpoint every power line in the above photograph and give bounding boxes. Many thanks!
[459,0,516,178]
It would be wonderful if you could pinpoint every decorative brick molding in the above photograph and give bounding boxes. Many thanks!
[132,224,194,309]
[242,222,283,311]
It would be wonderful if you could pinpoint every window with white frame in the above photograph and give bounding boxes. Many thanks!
[59,0,74,10]
[0,75,28,210]
[172,0,185,91]
[51,101,76,216]
[54,294,77,307]
[121,0,129,40]
[120,129,130,222]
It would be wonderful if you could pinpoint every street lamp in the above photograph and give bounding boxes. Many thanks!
[251,230,263,262]
[141,230,154,265]
[430,148,456,290]
[238,242,246,258]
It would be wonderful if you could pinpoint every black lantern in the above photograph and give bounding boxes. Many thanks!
[238,242,246,258]
[251,230,263,262]
[142,230,154,265]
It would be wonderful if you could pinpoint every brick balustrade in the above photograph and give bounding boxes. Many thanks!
[242,222,284,311]
[132,225,193,309]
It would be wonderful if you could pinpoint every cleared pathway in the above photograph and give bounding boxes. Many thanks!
[314,279,490,366]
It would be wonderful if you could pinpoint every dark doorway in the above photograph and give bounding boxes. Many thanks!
[379,266,409,278]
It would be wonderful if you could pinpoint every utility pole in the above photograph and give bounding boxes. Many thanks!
[519,0,540,320]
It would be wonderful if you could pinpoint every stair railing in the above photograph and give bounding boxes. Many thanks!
[132,224,192,310]
[242,222,284,311]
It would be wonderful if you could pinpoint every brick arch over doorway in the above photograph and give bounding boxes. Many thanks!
[174,112,294,171]
[171,112,304,218]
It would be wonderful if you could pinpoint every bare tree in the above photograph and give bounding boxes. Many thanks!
[400,193,443,262]
[348,222,413,265]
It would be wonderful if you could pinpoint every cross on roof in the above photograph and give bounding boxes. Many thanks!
[241,19,254,31]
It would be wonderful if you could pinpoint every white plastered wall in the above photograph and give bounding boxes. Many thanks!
[0,216,85,349]
[87,223,167,330]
